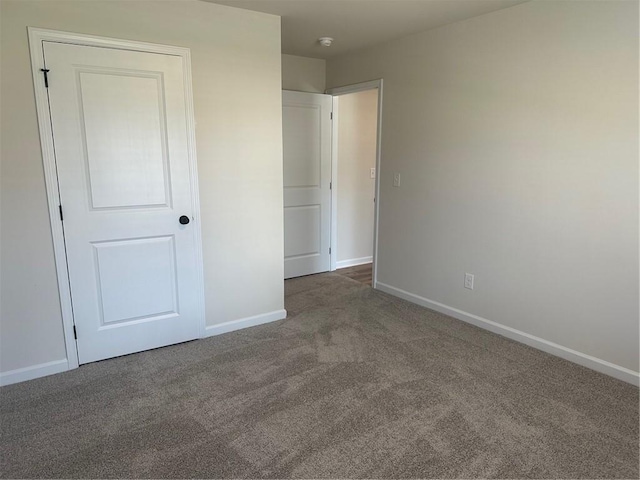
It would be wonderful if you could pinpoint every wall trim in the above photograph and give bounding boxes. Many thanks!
[336,256,373,269]
[204,309,287,338]
[0,359,69,387]
[327,79,382,96]
[376,282,640,386]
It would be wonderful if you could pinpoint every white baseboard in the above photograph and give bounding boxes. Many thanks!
[336,256,373,269]
[376,282,640,386]
[204,309,287,338]
[1,310,288,387]
[0,359,69,387]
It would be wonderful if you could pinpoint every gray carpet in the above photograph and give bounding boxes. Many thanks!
[1,273,638,478]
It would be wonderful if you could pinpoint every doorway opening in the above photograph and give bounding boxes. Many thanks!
[327,80,383,288]
[281,80,383,287]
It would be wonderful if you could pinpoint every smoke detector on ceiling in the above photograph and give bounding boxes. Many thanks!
[318,37,334,47]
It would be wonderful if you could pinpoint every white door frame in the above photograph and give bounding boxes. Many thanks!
[326,79,383,288]
[28,28,206,370]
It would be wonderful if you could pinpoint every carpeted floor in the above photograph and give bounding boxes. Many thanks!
[1,273,638,478]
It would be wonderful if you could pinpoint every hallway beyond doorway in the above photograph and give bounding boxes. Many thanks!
[336,262,372,286]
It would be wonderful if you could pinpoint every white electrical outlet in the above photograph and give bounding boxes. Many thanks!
[464,273,474,290]
[393,172,401,187]
[370,167,376,179]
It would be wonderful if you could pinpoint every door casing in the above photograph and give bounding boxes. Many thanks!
[28,28,206,370]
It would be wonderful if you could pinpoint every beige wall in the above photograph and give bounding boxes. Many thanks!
[282,54,326,93]
[0,0,284,374]
[327,0,639,372]
[336,90,378,266]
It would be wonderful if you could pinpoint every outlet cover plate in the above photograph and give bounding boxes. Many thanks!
[393,172,401,187]
[464,273,474,290]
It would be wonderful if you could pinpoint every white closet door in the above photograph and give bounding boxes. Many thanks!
[44,41,202,364]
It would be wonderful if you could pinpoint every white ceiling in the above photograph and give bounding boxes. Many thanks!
[204,0,529,59]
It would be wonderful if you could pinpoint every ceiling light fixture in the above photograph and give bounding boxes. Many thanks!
[318,37,334,47]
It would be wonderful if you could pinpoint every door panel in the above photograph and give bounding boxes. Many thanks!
[92,236,178,325]
[79,71,170,209]
[283,90,332,279]
[44,41,201,364]
[283,104,321,187]
[284,205,321,258]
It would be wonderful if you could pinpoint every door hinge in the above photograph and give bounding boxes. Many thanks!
[59,205,63,221]
[330,112,333,120]
[329,247,332,254]
[330,181,332,190]
[73,325,77,340]
[40,68,50,88]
